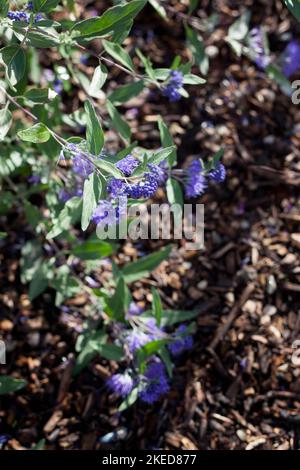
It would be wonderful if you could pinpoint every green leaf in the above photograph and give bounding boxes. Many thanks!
[0,104,12,140]
[166,177,183,207]
[74,330,107,375]
[159,347,173,377]
[81,172,102,231]
[94,158,124,178]
[203,148,224,172]
[148,146,176,165]
[121,245,172,283]
[188,0,199,15]
[148,0,167,19]
[118,387,139,411]
[47,197,82,239]
[72,240,115,259]
[228,10,250,40]
[89,64,108,97]
[29,263,49,300]
[26,31,59,48]
[0,0,9,18]
[108,80,145,106]
[107,100,131,141]
[32,439,46,450]
[266,64,293,96]
[18,123,51,143]
[0,149,23,176]
[151,287,162,326]
[102,40,135,72]
[33,0,60,12]
[142,309,199,327]
[0,376,27,395]
[106,276,131,321]
[158,117,176,166]
[84,101,104,156]
[24,88,50,103]
[185,26,209,75]
[99,343,124,361]
[0,232,7,239]
[136,49,156,81]
[72,0,147,40]
[183,73,206,85]
[282,0,300,21]
[0,45,26,87]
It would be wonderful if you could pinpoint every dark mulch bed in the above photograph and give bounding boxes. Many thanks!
[1,0,300,450]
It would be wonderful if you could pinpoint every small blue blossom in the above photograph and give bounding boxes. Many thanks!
[139,360,170,404]
[107,178,127,198]
[125,302,143,320]
[168,325,193,357]
[28,175,41,184]
[107,372,134,397]
[282,40,300,78]
[162,70,184,102]
[116,154,140,176]
[126,175,158,199]
[127,329,154,353]
[248,27,270,69]
[184,160,207,198]
[91,200,116,225]
[208,162,226,183]
[53,78,63,94]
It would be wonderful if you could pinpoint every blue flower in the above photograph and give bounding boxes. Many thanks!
[116,155,140,176]
[107,178,127,198]
[282,40,300,78]
[162,70,184,102]
[168,325,193,357]
[248,27,270,69]
[208,162,226,183]
[184,160,207,198]
[139,360,170,404]
[107,372,134,397]
[91,200,116,225]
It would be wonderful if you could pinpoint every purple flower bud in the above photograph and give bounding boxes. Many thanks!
[107,372,134,397]
[162,70,184,102]
[139,360,170,404]
[184,160,207,198]
[282,40,300,78]
[115,154,140,176]
[208,162,226,183]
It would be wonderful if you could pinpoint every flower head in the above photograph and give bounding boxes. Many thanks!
[282,40,300,78]
[91,200,116,226]
[162,70,184,102]
[116,155,140,176]
[126,174,158,199]
[184,160,207,198]
[107,372,134,397]
[248,27,270,69]
[208,162,226,183]
[107,178,127,198]
[168,324,193,357]
[139,360,170,404]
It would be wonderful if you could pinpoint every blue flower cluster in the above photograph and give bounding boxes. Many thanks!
[168,325,193,356]
[184,160,226,198]
[7,3,43,24]
[107,359,170,404]
[107,154,167,201]
[66,143,94,176]
[107,302,194,404]
[162,70,184,102]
